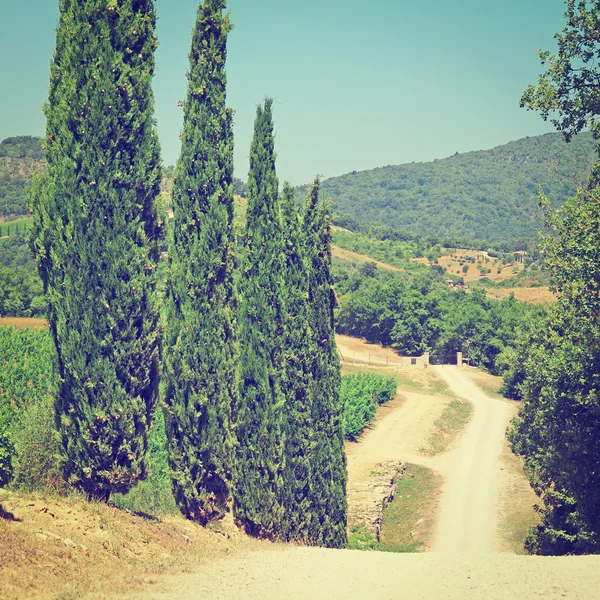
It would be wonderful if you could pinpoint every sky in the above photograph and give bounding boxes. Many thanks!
[0,0,569,185]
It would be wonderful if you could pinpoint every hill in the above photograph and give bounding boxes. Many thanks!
[313,132,596,248]
[0,136,45,220]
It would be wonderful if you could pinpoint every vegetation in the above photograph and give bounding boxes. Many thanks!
[341,373,397,441]
[509,187,600,554]
[422,399,473,456]
[0,137,44,219]
[0,233,45,317]
[507,1,600,555]
[280,182,314,543]
[29,0,164,501]
[348,464,440,552]
[520,0,600,185]
[233,99,286,538]
[305,132,596,247]
[162,0,236,526]
[0,327,59,491]
[303,180,348,548]
[336,262,544,374]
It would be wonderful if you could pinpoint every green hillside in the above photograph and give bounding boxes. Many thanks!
[0,136,45,219]
[315,132,596,248]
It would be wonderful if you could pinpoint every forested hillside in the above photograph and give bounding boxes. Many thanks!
[0,136,44,219]
[313,132,596,247]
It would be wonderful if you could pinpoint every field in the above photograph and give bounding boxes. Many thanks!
[0,216,33,237]
[331,245,403,272]
[0,317,48,329]
[487,286,556,304]
[414,248,524,284]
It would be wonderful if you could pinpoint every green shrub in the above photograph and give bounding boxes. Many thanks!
[342,373,397,441]
[111,407,177,516]
[11,393,62,492]
[0,326,58,489]
[0,416,13,487]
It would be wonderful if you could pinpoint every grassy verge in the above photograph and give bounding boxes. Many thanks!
[348,464,442,553]
[421,399,473,456]
[464,368,505,400]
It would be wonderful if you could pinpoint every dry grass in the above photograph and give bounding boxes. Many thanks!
[331,245,403,272]
[0,317,49,329]
[464,368,505,400]
[421,399,473,456]
[0,489,271,600]
[487,287,556,304]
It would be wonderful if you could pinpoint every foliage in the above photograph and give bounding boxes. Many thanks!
[299,132,596,247]
[509,186,600,554]
[0,137,44,219]
[233,99,286,538]
[520,0,600,184]
[0,418,13,487]
[280,182,314,543]
[341,373,397,441]
[162,0,235,525]
[29,0,163,501]
[303,179,347,548]
[0,327,58,489]
[0,233,45,317]
[336,266,543,374]
[111,407,178,516]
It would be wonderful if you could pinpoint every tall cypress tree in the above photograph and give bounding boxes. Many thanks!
[29,0,162,501]
[280,182,314,542]
[162,0,235,525]
[233,99,285,538]
[303,179,347,548]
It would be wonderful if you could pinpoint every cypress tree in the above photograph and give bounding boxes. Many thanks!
[303,178,347,548]
[233,99,285,538]
[162,0,235,525]
[280,182,314,542]
[30,0,162,501]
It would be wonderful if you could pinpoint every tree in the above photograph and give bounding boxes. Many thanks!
[509,188,600,554]
[162,0,235,525]
[520,0,600,185]
[232,99,286,538]
[279,182,314,542]
[29,0,163,501]
[303,179,347,548]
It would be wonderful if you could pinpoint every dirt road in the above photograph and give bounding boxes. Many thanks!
[127,549,600,600]
[431,366,511,552]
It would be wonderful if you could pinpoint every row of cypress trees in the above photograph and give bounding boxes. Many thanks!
[31,0,346,547]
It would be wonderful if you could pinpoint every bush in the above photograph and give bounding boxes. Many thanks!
[0,326,60,490]
[111,407,177,516]
[342,373,397,441]
[0,416,13,487]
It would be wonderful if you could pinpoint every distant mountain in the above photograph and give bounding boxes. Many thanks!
[0,136,45,219]
[314,132,597,247]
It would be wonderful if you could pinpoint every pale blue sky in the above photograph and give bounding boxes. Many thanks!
[0,0,567,184]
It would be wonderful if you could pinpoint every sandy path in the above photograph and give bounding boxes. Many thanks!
[127,548,600,600]
[345,390,447,483]
[431,366,511,552]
